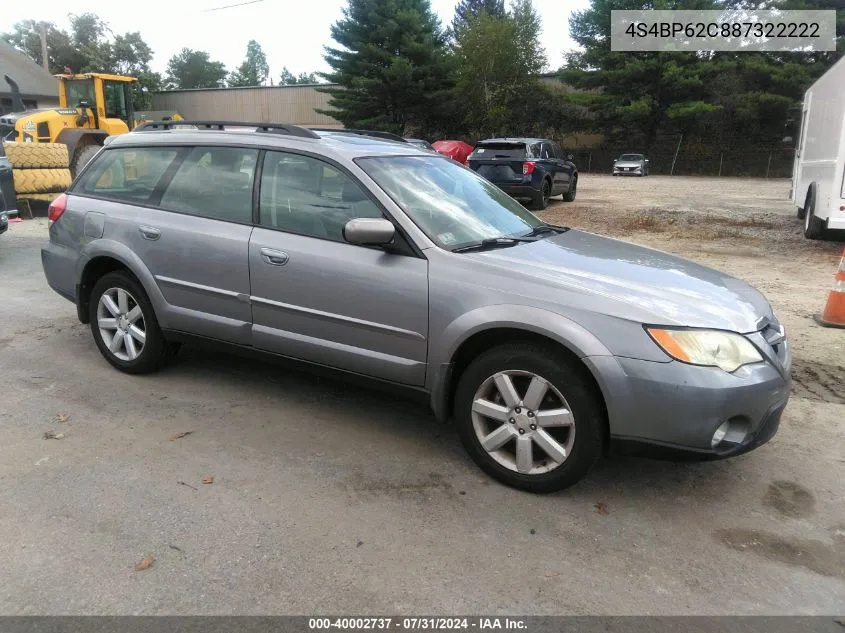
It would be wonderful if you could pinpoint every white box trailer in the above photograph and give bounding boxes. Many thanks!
[791,53,845,240]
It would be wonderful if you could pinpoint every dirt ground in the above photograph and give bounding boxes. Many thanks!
[540,175,845,405]
[1,176,844,615]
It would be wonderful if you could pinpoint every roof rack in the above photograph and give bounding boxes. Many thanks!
[310,128,409,143]
[134,120,320,139]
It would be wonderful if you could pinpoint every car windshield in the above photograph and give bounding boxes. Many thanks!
[619,154,643,161]
[357,155,543,249]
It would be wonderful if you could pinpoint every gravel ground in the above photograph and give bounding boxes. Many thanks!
[1,176,844,615]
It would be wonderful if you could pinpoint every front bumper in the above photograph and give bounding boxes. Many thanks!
[586,349,791,460]
[613,168,643,175]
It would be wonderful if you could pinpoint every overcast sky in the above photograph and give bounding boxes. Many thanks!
[2,0,589,79]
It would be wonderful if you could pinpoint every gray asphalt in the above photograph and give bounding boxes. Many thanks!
[1,219,843,615]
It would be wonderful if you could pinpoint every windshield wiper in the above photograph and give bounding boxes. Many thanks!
[523,223,569,238]
[451,236,534,253]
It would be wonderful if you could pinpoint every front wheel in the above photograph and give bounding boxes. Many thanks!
[88,271,176,374]
[562,175,577,202]
[453,343,605,493]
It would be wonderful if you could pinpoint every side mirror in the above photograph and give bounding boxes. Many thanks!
[645,159,650,164]
[344,218,396,246]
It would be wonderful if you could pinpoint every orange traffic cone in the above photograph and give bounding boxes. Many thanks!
[815,248,845,329]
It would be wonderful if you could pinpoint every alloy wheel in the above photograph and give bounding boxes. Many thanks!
[96,287,146,361]
[471,370,575,475]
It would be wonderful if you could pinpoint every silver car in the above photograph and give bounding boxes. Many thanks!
[41,122,791,493]
[613,153,650,176]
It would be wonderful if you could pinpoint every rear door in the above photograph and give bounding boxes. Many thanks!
[73,145,257,345]
[551,142,572,192]
[468,142,531,184]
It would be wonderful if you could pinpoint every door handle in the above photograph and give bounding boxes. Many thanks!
[260,247,289,266]
[138,225,161,241]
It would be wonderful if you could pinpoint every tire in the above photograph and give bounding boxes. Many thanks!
[4,142,69,169]
[803,184,825,240]
[12,168,72,194]
[562,175,577,202]
[796,206,806,220]
[532,180,551,210]
[453,343,605,493]
[88,271,176,374]
[71,144,102,178]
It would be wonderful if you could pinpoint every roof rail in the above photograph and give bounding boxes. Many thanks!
[134,120,320,139]
[310,128,409,143]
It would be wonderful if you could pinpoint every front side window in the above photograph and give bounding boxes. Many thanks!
[159,146,258,223]
[259,151,382,241]
[74,147,179,202]
[66,80,96,109]
[358,155,542,249]
[103,81,129,123]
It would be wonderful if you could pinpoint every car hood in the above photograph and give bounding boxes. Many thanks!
[465,230,772,333]
[614,161,643,168]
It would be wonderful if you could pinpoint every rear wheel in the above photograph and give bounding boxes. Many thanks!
[533,180,551,210]
[803,184,825,240]
[454,343,604,493]
[88,271,176,374]
[71,144,101,178]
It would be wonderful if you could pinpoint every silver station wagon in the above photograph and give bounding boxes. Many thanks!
[41,121,791,492]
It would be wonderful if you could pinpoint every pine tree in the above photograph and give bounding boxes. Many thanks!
[318,0,454,135]
[228,40,270,87]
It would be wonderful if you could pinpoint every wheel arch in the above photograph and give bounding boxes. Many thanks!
[75,241,166,326]
[428,306,614,439]
[56,129,108,167]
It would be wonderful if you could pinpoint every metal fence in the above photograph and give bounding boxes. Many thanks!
[561,138,796,178]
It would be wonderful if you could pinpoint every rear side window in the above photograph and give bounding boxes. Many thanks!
[159,146,258,224]
[75,147,179,203]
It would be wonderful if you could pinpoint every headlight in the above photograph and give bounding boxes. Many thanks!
[646,327,763,372]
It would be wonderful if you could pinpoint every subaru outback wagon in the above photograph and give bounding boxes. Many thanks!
[41,121,791,493]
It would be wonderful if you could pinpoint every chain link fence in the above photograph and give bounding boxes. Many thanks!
[560,137,796,178]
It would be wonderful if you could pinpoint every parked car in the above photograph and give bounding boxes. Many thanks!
[41,120,791,493]
[0,141,18,228]
[432,140,474,165]
[405,138,435,151]
[612,153,650,176]
[467,137,577,209]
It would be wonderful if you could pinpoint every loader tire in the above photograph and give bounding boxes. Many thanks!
[12,168,72,194]
[71,144,102,178]
[4,142,70,169]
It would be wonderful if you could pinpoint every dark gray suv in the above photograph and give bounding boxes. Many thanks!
[41,121,791,492]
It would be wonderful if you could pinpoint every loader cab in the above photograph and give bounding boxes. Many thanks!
[56,73,136,136]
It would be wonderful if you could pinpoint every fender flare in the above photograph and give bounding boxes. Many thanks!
[427,304,616,422]
[75,240,170,327]
[56,128,108,165]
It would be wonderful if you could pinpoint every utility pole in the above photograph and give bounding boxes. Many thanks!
[39,22,49,72]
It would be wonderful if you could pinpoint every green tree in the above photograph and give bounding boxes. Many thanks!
[228,40,270,87]
[449,0,506,38]
[165,48,228,89]
[280,67,321,84]
[451,0,546,136]
[318,0,454,135]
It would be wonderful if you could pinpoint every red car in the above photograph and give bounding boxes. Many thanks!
[432,140,474,165]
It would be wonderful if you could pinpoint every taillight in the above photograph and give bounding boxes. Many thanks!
[48,193,68,223]
[523,161,536,175]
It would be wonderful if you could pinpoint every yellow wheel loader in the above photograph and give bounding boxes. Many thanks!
[0,73,181,177]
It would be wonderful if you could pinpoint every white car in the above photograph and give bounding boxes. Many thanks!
[612,153,649,176]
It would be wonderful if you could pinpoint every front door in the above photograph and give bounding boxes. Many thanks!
[248,150,429,385]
